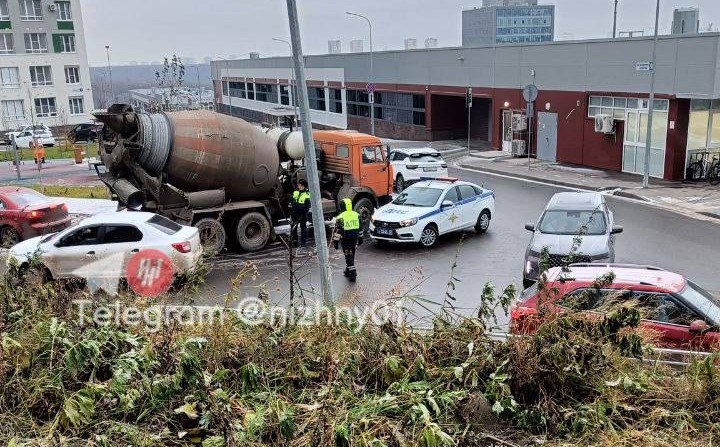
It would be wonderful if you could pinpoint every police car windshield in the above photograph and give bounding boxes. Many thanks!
[393,187,443,207]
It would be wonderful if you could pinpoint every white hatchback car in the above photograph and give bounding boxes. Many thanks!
[389,147,448,192]
[8,212,202,282]
[370,178,495,248]
[8,125,56,148]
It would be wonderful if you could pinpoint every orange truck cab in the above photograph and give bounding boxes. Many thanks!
[311,130,394,226]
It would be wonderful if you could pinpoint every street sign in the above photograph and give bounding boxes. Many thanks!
[466,87,473,108]
[522,84,538,102]
[369,92,375,104]
[635,62,655,72]
[366,82,376,93]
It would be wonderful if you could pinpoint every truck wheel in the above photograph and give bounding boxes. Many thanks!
[235,212,271,252]
[395,174,406,193]
[353,198,375,230]
[194,218,226,256]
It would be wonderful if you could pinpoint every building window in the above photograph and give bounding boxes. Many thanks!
[34,97,57,117]
[329,88,343,114]
[69,97,84,115]
[64,66,80,84]
[222,81,228,96]
[1,99,24,120]
[0,34,12,54]
[56,1,72,20]
[24,33,47,53]
[0,67,19,88]
[55,34,75,53]
[20,0,42,20]
[255,83,277,103]
[246,83,255,100]
[347,89,370,117]
[0,0,9,20]
[588,95,669,120]
[229,81,246,99]
[280,85,290,106]
[30,65,52,86]
[308,87,326,111]
[348,91,426,126]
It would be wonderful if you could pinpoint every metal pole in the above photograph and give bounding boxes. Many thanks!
[286,0,335,304]
[273,38,299,127]
[347,12,374,135]
[105,45,114,105]
[613,0,619,38]
[467,89,471,155]
[11,135,20,180]
[643,0,660,188]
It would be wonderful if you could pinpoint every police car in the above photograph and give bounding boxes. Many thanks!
[369,177,495,248]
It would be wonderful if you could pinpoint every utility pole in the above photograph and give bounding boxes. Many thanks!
[105,45,115,105]
[286,0,335,304]
[273,37,299,127]
[613,0,619,38]
[466,87,472,155]
[643,0,660,188]
[347,12,374,135]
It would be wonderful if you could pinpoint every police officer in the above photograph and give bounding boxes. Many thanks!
[334,198,363,281]
[290,179,310,247]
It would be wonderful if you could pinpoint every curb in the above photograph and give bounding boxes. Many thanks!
[457,163,602,191]
[699,211,720,221]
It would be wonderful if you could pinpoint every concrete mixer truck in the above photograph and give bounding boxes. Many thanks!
[92,104,394,254]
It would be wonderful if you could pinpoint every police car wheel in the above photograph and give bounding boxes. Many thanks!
[419,225,439,248]
[475,210,491,234]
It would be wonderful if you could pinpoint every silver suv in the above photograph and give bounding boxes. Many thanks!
[523,192,623,288]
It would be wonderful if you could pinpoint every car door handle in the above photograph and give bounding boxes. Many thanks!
[86,251,95,256]
[131,249,140,253]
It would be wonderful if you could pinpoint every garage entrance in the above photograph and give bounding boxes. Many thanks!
[429,94,491,143]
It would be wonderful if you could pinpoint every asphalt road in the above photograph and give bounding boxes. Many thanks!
[197,166,720,323]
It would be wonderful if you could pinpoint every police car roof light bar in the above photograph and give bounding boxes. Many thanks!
[420,177,459,183]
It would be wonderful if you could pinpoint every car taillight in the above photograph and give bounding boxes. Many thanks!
[29,210,45,219]
[510,305,537,321]
[406,164,418,170]
[172,241,192,253]
[60,203,68,213]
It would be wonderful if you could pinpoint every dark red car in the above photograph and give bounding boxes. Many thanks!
[510,264,720,351]
[0,187,71,248]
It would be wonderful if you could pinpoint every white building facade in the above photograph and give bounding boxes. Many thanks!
[0,0,94,131]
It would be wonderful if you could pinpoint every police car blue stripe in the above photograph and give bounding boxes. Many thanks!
[418,191,494,221]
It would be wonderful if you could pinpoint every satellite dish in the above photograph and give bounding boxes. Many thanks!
[523,84,538,102]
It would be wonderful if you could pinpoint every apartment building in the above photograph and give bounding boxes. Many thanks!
[0,0,94,131]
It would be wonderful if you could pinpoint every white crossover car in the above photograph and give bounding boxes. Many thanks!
[7,125,56,148]
[370,178,495,248]
[389,147,449,192]
[8,212,202,282]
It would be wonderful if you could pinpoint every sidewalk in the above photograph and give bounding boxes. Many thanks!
[457,151,720,222]
[0,158,103,186]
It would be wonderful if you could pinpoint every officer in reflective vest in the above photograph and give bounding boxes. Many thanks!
[291,179,310,247]
[334,198,363,281]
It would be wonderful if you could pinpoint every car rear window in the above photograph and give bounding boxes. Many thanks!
[147,214,182,235]
[679,280,720,326]
[6,190,49,208]
[409,152,442,162]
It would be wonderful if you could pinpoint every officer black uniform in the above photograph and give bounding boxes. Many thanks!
[290,179,310,247]
[334,198,363,281]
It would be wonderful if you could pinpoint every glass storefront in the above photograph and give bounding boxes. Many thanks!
[686,100,720,177]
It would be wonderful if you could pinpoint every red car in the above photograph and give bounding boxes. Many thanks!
[510,264,720,351]
[0,187,71,248]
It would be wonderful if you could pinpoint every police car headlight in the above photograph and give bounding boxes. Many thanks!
[399,217,418,227]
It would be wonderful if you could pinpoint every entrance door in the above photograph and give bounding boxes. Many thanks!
[502,110,513,152]
[623,110,667,178]
[536,112,558,162]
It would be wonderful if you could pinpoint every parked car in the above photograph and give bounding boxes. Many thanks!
[370,177,495,248]
[0,187,71,248]
[68,123,102,143]
[388,147,448,192]
[523,192,623,288]
[510,264,720,350]
[8,212,203,282]
[5,125,55,147]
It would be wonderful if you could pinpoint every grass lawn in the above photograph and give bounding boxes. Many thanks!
[0,142,100,162]
[27,184,110,199]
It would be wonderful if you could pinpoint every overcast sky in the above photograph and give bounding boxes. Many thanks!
[80,0,720,66]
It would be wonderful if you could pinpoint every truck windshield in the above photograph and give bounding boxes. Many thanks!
[392,187,443,207]
[538,210,607,235]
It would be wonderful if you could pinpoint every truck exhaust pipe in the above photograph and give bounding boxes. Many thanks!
[106,178,144,210]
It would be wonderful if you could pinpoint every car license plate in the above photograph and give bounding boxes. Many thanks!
[423,167,437,172]
[376,228,394,236]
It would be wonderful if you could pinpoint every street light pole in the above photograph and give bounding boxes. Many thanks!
[105,45,115,105]
[286,0,335,304]
[643,0,660,188]
[347,11,374,136]
[273,37,299,127]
